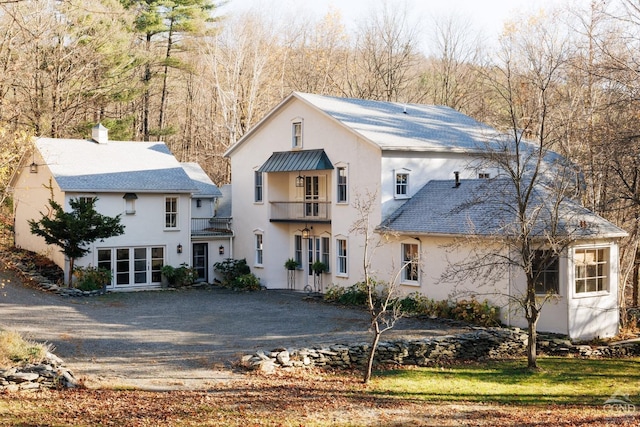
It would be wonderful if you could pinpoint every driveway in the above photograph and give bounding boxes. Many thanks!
[0,270,470,390]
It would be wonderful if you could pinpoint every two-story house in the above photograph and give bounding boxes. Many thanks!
[224,92,627,340]
[11,124,231,290]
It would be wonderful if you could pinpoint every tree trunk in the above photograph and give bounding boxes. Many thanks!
[527,315,538,370]
[363,321,381,384]
[67,257,75,288]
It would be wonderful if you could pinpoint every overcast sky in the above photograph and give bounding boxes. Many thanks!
[218,0,581,54]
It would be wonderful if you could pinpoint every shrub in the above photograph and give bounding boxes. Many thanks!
[233,273,261,291]
[398,293,500,327]
[73,266,112,291]
[213,258,260,291]
[161,263,197,288]
[324,281,371,306]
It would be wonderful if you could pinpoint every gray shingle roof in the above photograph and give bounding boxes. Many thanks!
[295,92,503,152]
[37,138,198,193]
[181,162,222,197]
[381,179,628,239]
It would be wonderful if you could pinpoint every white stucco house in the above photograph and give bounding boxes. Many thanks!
[11,124,232,290]
[224,92,627,340]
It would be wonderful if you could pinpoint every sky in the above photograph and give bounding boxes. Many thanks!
[218,0,581,54]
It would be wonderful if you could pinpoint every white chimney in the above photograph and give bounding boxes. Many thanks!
[92,123,108,144]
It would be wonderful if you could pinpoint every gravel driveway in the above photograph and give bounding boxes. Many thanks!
[0,270,470,390]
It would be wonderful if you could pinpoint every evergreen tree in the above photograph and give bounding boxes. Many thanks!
[29,197,125,287]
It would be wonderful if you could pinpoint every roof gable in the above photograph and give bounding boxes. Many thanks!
[37,137,197,193]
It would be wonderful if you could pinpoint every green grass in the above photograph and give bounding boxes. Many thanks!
[371,357,640,406]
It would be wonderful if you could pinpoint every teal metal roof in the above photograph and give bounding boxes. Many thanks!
[258,149,334,172]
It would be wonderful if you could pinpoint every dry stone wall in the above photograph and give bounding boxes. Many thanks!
[0,351,78,391]
[242,327,640,373]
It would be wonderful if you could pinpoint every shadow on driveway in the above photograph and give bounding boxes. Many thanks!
[0,271,470,390]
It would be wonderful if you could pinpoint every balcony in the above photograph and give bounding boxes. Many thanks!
[269,201,331,223]
[191,218,233,237]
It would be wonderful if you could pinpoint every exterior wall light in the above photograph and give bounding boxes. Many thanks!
[219,245,224,255]
[177,244,183,254]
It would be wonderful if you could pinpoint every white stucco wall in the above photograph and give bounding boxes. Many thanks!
[229,97,382,289]
[12,151,66,268]
[12,157,193,288]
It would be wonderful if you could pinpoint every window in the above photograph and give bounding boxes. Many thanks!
[533,250,559,294]
[165,197,178,228]
[336,238,347,275]
[294,235,303,267]
[337,167,348,203]
[255,234,264,266]
[78,196,96,204]
[575,248,609,293]
[395,172,409,198]
[254,171,263,203]
[322,236,330,272]
[292,121,302,148]
[479,172,490,179]
[402,243,419,283]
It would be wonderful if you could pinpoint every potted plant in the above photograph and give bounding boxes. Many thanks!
[312,261,328,275]
[284,258,299,270]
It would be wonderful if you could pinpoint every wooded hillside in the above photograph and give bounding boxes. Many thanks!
[2,0,640,308]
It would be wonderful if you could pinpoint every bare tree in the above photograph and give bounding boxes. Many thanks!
[345,0,421,102]
[443,12,579,370]
[350,190,404,383]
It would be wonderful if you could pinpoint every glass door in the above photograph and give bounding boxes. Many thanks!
[193,243,208,282]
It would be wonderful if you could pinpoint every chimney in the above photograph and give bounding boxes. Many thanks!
[91,123,108,144]
[454,171,460,188]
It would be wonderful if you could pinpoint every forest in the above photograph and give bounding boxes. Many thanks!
[1,0,640,309]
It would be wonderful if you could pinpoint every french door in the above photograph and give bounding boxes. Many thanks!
[97,246,164,287]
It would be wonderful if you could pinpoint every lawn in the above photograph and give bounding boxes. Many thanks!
[1,358,639,426]
[372,357,640,406]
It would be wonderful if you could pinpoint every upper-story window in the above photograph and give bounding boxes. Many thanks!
[292,120,303,149]
[165,196,178,229]
[395,171,410,199]
[337,166,348,204]
[479,172,491,179]
[254,171,263,203]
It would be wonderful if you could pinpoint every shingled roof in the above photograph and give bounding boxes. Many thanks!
[36,137,198,193]
[381,179,628,239]
[225,92,507,157]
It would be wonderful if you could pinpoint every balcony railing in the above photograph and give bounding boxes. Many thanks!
[269,201,331,222]
[191,218,233,237]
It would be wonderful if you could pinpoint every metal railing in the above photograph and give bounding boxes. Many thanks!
[191,218,233,236]
[269,201,331,222]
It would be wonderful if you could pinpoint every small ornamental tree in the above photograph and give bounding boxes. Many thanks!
[29,197,125,287]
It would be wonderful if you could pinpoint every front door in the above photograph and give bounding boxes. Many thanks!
[193,243,208,283]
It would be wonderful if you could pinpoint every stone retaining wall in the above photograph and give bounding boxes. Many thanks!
[0,351,78,391]
[242,327,640,373]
